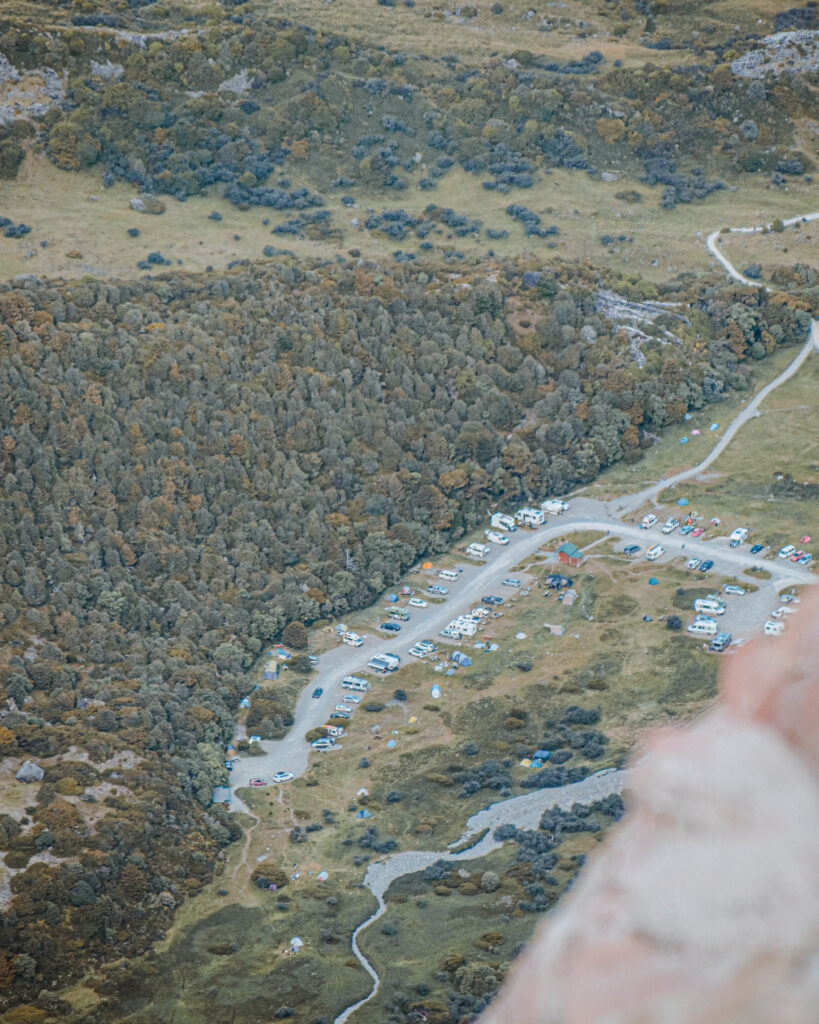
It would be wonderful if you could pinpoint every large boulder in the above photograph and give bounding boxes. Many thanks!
[16,760,44,783]
[129,194,166,215]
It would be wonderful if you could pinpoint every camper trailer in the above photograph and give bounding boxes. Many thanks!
[541,499,569,515]
[693,598,726,615]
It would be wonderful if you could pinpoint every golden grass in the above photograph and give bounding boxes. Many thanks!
[3,152,817,287]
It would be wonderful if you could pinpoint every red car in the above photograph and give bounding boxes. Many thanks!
[249,778,267,787]
[790,550,805,562]
[691,527,705,537]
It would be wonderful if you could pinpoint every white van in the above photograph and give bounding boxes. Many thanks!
[646,544,664,561]
[641,514,658,529]
[466,543,490,558]
[341,676,370,692]
[439,569,459,582]
[341,632,363,647]
[687,619,717,636]
[693,598,725,615]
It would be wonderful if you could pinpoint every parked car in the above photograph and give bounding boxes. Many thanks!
[764,620,784,636]
[501,577,521,587]
[797,553,813,565]
[687,557,701,570]
[691,527,705,537]
[723,584,745,596]
[408,597,428,608]
[750,544,764,554]
[342,694,361,704]
[427,584,448,595]
[699,560,714,573]
[308,655,319,667]
[481,595,504,605]
[778,545,796,559]
[623,544,641,557]
[380,621,401,632]
[661,518,680,534]
[271,771,294,784]
[311,687,323,699]
[311,738,335,751]
[250,778,267,787]
[679,523,695,536]
[341,631,363,647]
[790,550,805,562]
[484,530,509,545]
[640,514,658,529]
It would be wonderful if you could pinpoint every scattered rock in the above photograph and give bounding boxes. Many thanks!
[66,250,83,259]
[129,194,166,215]
[16,760,44,783]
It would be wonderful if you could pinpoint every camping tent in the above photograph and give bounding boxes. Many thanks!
[450,650,473,667]
[355,808,373,818]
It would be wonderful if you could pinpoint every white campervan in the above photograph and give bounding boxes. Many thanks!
[341,675,370,692]
[646,544,664,561]
[764,620,784,636]
[490,512,517,532]
[341,632,363,647]
[515,507,546,527]
[641,514,658,529]
[693,598,725,615]
[687,618,717,636]
[466,543,490,558]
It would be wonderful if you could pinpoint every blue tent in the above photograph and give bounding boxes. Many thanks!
[384,593,399,603]
[648,577,659,585]
[533,749,551,760]
[676,497,690,506]
[450,650,473,667]
[680,436,689,444]
[709,423,719,431]
[355,808,373,818]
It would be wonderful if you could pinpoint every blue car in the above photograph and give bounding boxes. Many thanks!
[699,560,714,573]
[750,544,764,554]
[679,523,695,536]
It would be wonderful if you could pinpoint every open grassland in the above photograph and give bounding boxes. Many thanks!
[720,217,819,287]
[241,0,781,66]
[657,353,819,548]
[2,153,817,287]
[583,343,805,498]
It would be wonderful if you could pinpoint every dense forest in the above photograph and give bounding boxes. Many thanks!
[0,250,811,1009]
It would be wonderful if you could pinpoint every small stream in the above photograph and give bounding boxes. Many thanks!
[334,768,626,1024]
